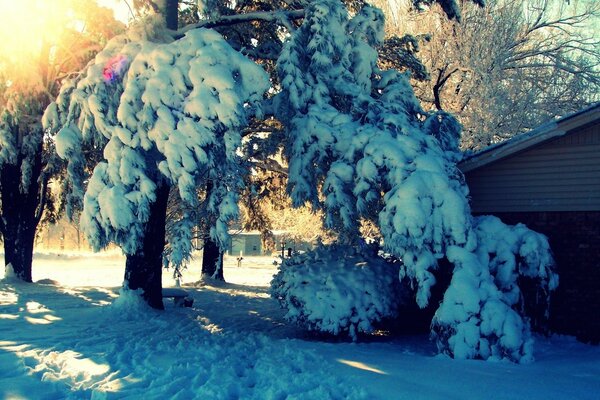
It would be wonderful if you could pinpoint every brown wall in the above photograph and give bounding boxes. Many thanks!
[487,211,600,343]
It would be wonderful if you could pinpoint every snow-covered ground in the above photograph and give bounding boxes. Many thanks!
[1,252,599,399]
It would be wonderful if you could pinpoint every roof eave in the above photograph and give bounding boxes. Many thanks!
[459,104,600,173]
[459,123,562,173]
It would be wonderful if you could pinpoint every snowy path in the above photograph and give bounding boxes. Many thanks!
[1,253,600,399]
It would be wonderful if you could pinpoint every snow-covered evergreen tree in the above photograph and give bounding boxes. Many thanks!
[0,88,47,282]
[273,0,556,362]
[41,0,556,361]
[45,16,269,307]
[431,215,557,362]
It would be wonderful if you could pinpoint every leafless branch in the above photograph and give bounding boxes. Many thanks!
[173,9,305,37]
[250,158,289,176]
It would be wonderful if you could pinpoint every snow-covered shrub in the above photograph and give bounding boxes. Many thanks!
[270,244,402,340]
[431,216,558,363]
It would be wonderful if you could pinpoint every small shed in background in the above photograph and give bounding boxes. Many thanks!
[459,103,600,343]
[229,231,263,256]
[227,230,314,257]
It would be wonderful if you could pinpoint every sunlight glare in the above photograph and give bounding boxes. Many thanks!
[24,347,119,391]
[0,1,67,61]
[0,341,30,352]
[24,316,53,325]
[337,359,388,375]
[0,341,123,392]
[22,301,61,324]
[0,0,95,86]
[59,286,118,306]
[98,0,132,24]
[3,392,27,400]
[26,301,52,314]
[0,289,18,305]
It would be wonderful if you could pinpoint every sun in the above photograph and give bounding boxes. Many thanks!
[0,1,68,62]
[0,0,125,92]
[98,0,133,24]
[0,0,78,88]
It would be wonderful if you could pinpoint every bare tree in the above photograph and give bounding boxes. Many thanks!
[379,0,600,150]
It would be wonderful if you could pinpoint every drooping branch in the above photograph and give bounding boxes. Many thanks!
[432,65,469,110]
[173,9,305,37]
[230,41,280,61]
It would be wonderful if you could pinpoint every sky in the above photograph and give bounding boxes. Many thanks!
[98,0,134,24]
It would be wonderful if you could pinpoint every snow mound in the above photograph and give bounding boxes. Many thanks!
[1,263,19,282]
[36,278,61,285]
[110,286,152,316]
[270,244,402,340]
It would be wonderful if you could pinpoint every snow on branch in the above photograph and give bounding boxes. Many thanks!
[271,0,557,363]
[45,25,269,258]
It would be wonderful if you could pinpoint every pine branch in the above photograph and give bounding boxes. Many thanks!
[173,9,305,38]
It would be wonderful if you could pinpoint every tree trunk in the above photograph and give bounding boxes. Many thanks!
[201,234,224,281]
[2,218,36,282]
[201,179,224,281]
[164,0,179,30]
[1,145,44,282]
[121,1,178,310]
[124,183,170,309]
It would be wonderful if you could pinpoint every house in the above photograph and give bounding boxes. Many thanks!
[229,231,264,256]
[227,230,314,257]
[459,103,600,343]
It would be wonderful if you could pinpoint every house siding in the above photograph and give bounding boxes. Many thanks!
[464,123,600,213]
[230,234,263,256]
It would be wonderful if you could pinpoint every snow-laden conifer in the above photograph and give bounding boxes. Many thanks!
[432,216,557,362]
[273,0,557,362]
[0,84,49,282]
[45,20,269,271]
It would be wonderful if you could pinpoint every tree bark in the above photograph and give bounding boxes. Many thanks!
[164,0,179,30]
[124,183,170,309]
[1,141,44,282]
[201,234,224,281]
[201,179,224,281]
[175,9,305,37]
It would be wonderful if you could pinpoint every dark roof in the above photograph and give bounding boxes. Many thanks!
[459,103,600,173]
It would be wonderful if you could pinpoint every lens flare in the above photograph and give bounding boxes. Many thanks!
[103,54,129,83]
